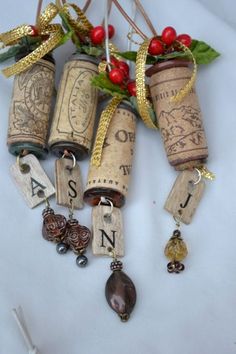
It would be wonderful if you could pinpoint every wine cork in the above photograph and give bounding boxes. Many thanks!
[48,54,98,160]
[7,58,55,158]
[84,101,136,207]
[146,60,208,170]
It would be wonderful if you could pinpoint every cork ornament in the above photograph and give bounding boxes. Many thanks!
[83,0,162,321]
[43,0,119,267]
[119,2,220,272]
[0,0,101,268]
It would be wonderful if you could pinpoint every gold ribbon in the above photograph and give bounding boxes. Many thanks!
[136,38,158,130]
[199,166,215,180]
[171,41,197,103]
[91,96,122,167]
[56,0,93,35]
[0,3,64,77]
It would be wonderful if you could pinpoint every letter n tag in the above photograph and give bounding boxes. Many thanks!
[164,170,205,225]
[10,154,55,208]
[92,205,124,257]
[55,158,84,209]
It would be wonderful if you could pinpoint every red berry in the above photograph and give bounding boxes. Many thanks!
[176,34,192,47]
[148,38,164,55]
[30,25,39,37]
[109,68,125,84]
[127,81,137,96]
[108,24,115,39]
[161,26,177,45]
[110,56,119,67]
[117,61,130,77]
[90,26,105,45]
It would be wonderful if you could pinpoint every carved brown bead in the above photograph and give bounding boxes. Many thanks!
[105,270,136,321]
[65,219,91,254]
[42,208,67,243]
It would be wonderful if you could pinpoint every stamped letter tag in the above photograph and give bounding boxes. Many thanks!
[10,154,55,208]
[164,170,205,225]
[55,158,83,209]
[92,205,124,257]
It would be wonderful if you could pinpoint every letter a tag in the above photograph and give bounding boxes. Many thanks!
[164,170,205,225]
[92,205,124,257]
[10,154,55,208]
[55,158,83,209]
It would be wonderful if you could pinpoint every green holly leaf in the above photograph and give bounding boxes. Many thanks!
[58,31,73,46]
[81,45,104,57]
[115,51,158,65]
[129,96,157,125]
[0,45,22,63]
[91,72,128,98]
[190,39,220,64]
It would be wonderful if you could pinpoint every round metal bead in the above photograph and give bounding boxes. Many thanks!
[76,254,88,267]
[56,242,69,254]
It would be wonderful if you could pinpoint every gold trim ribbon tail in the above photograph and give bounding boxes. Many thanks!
[199,165,215,181]
[171,42,197,103]
[136,38,158,130]
[91,96,122,167]
[0,3,64,77]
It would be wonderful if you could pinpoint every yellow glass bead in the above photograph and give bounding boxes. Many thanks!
[164,232,188,262]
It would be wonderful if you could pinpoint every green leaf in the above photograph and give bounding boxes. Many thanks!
[91,73,128,98]
[81,45,104,57]
[58,31,73,46]
[0,46,22,63]
[129,96,157,125]
[190,39,220,64]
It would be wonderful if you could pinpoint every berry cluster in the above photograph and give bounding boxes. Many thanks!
[89,24,115,45]
[148,26,192,56]
[106,56,137,96]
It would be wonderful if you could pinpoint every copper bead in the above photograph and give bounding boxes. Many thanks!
[105,262,136,321]
[65,219,91,254]
[42,208,67,243]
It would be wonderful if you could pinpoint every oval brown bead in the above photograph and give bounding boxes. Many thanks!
[105,270,136,321]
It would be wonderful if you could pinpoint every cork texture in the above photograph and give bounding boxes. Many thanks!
[149,66,208,169]
[85,106,136,197]
[48,59,98,151]
[7,59,55,148]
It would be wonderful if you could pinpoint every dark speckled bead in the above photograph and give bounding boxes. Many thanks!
[105,269,136,321]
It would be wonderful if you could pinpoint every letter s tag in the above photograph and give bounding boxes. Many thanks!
[10,154,55,208]
[92,205,124,257]
[55,158,84,209]
[164,170,205,225]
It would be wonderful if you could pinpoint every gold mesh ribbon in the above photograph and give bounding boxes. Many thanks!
[91,96,122,167]
[0,3,64,77]
[199,166,215,180]
[56,0,93,35]
[171,42,197,103]
[136,38,158,130]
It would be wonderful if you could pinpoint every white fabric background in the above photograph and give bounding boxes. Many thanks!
[0,1,235,353]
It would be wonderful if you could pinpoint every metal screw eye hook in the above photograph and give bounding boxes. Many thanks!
[107,247,117,261]
[193,168,202,185]
[61,151,76,170]
[45,197,50,208]
[173,215,181,229]
[69,200,74,219]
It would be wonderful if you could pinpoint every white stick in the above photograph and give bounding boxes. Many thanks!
[12,307,40,354]
[128,1,137,74]
[104,0,111,68]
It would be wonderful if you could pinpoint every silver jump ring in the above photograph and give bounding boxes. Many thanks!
[99,196,114,216]
[61,152,76,169]
[193,168,202,185]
